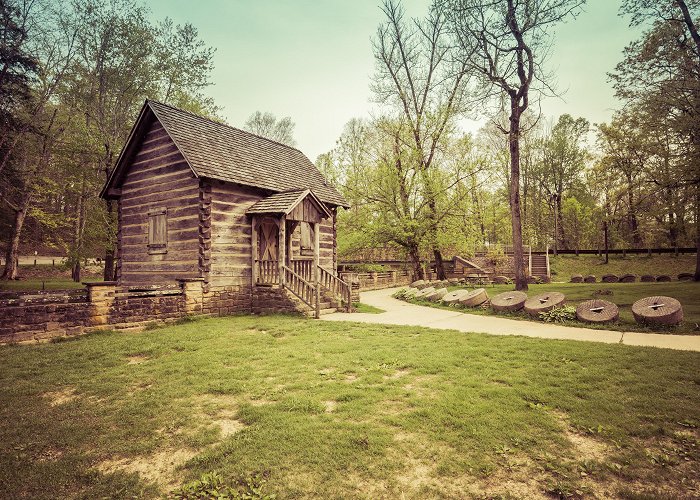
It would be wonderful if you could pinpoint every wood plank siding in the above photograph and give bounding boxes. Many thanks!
[118,118,200,285]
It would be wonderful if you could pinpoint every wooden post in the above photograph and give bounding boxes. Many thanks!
[251,216,258,286]
[313,221,320,319]
[279,215,286,288]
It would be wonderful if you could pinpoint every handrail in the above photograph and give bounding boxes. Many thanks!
[545,244,551,281]
[281,265,317,314]
[318,266,352,312]
[528,245,532,277]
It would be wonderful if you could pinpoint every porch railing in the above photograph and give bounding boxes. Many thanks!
[292,259,313,282]
[256,260,279,285]
[281,265,317,315]
[318,266,352,312]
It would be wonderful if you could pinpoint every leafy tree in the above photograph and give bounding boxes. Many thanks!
[445,0,586,289]
[243,111,296,146]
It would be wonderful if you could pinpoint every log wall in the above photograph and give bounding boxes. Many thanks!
[118,118,200,285]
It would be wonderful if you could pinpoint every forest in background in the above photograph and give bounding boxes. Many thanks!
[1,0,698,284]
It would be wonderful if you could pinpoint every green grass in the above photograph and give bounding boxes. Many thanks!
[0,278,88,291]
[549,253,696,280]
[353,302,386,314]
[417,281,700,334]
[0,316,698,498]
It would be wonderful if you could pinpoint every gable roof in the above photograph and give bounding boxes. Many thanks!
[246,189,331,218]
[101,100,348,207]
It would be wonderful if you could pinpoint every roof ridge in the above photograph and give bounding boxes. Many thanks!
[145,99,306,155]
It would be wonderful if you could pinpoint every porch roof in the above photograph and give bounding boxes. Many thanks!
[245,189,331,218]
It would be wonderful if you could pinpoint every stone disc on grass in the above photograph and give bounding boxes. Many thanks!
[677,273,693,281]
[426,288,448,302]
[411,280,426,289]
[584,275,597,283]
[490,291,527,312]
[524,292,566,316]
[570,274,583,283]
[576,299,619,323]
[602,274,619,283]
[493,276,511,284]
[655,275,672,282]
[632,296,683,325]
[402,287,419,298]
[414,287,435,298]
[640,275,655,282]
[458,288,489,307]
[620,274,636,283]
[442,289,470,304]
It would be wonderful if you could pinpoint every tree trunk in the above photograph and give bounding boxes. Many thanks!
[603,213,610,264]
[433,248,447,280]
[1,193,31,280]
[407,243,423,281]
[556,193,568,250]
[694,187,700,281]
[508,103,528,291]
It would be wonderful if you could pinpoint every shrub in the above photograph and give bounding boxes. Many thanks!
[539,305,577,323]
[170,472,275,500]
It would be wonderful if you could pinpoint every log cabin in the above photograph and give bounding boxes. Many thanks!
[100,100,350,317]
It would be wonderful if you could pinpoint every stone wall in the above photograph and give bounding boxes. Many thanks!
[251,285,306,315]
[353,270,412,291]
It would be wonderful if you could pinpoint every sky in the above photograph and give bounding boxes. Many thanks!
[147,0,641,159]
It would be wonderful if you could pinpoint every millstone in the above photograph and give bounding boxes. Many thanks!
[620,274,636,283]
[490,291,527,312]
[458,288,488,307]
[584,275,597,283]
[441,289,470,304]
[632,296,683,325]
[403,287,420,298]
[426,287,448,302]
[411,280,426,289]
[601,274,619,283]
[493,276,511,284]
[640,275,655,282]
[677,273,693,281]
[570,274,583,283]
[414,286,435,298]
[576,299,619,323]
[524,292,566,316]
[655,275,671,282]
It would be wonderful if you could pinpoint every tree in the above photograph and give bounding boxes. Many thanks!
[612,0,700,279]
[243,111,296,146]
[372,0,471,279]
[445,0,585,290]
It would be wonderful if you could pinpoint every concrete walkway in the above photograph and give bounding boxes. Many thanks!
[321,287,700,352]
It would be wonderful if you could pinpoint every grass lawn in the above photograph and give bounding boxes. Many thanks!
[422,281,700,335]
[0,278,88,291]
[1,315,698,498]
[353,302,386,314]
[0,264,102,291]
[549,254,696,280]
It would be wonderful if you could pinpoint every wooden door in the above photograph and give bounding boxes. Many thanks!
[257,220,279,283]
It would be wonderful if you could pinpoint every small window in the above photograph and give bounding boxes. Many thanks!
[148,208,167,254]
[300,222,314,256]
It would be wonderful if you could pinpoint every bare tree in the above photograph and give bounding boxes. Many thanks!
[372,0,472,279]
[445,0,585,290]
[243,111,296,147]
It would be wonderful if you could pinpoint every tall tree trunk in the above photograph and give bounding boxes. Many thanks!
[407,242,424,281]
[694,187,700,281]
[603,205,610,264]
[556,193,568,250]
[509,103,528,290]
[71,181,88,283]
[1,193,31,280]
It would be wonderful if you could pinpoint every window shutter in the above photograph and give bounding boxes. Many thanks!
[300,222,314,255]
[148,208,167,254]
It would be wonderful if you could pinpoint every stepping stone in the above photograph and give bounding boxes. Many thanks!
[632,296,683,325]
[570,274,583,283]
[620,274,636,283]
[524,292,566,316]
[490,291,527,312]
[584,275,596,283]
[677,273,693,281]
[458,288,488,307]
[640,275,655,282]
[576,299,619,323]
[655,275,671,282]
[602,274,619,283]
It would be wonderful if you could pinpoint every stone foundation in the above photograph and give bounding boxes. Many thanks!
[251,285,307,315]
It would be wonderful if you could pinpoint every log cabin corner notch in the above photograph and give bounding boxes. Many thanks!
[100,100,350,317]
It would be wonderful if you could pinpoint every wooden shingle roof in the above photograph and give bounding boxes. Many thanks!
[101,100,348,207]
[246,189,331,218]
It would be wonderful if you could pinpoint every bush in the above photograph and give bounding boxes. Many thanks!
[170,472,275,500]
[539,305,577,323]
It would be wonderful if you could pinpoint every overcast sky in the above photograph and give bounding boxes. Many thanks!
[147,0,641,159]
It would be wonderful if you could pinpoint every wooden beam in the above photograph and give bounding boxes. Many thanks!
[251,215,258,286]
[313,221,320,319]
[279,215,286,288]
